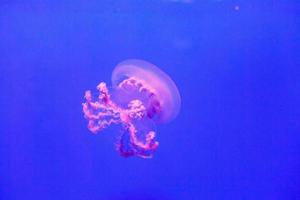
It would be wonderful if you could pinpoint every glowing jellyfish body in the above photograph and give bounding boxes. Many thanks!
[82,59,181,158]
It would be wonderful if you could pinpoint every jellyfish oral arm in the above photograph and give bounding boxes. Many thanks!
[82,83,120,133]
[82,82,159,158]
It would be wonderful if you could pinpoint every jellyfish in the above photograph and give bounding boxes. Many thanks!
[82,59,181,158]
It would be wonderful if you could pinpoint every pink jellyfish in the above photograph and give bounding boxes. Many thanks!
[82,59,181,158]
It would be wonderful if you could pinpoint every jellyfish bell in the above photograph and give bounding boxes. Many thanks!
[111,59,181,124]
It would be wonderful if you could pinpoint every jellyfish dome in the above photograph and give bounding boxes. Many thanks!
[112,59,181,123]
[82,59,181,158]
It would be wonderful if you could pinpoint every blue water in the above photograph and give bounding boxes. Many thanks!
[1,1,299,199]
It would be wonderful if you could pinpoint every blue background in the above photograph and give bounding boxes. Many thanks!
[0,1,299,199]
